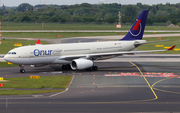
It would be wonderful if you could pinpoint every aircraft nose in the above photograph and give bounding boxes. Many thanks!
[3,55,9,61]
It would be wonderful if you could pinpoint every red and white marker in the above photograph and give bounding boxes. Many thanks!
[0,84,4,87]
[36,39,42,45]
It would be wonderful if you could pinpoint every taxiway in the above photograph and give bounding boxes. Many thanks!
[0,60,180,112]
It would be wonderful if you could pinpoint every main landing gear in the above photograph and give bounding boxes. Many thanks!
[62,64,71,70]
[86,66,98,71]
[19,65,25,73]
[61,64,98,71]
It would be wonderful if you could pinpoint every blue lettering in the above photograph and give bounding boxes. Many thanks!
[34,49,52,56]
[49,50,52,55]
[45,50,49,55]
[40,50,44,55]
[34,49,39,56]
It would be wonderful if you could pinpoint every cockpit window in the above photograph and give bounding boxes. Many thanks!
[7,52,16,55]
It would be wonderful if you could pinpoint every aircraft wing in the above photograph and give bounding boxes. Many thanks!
[58,45,176,61]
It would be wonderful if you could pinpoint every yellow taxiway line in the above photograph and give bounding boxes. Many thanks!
[128,60,158,101]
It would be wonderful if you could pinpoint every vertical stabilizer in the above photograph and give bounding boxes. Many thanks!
[120,10,149,40]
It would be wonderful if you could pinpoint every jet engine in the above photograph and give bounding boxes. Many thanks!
[70,59,93,70]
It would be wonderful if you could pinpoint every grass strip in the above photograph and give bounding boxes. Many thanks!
[2,76,73,88]
[0,62,18,67]
[2,32,180,39]
[137,36,180,54]
[0,90,64,95]
[2,32,122,39]
[2,22,180,30]
[0,39,48,54]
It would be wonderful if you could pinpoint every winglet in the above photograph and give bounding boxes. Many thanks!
[167,45,176,51]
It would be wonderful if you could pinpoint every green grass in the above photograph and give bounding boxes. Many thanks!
[2,32,180,39]
[145,26,180,30]
[2,76,73,88]
[0,62,18,67]
[3,76,72,88]
[2,22,180,30]
[0,75,73,95]
[2,32,122,39]
[1,22,129,30]
[0,90,64,95]
[2,22,126,30]
[137,36,180,54]
[0,39,48,54]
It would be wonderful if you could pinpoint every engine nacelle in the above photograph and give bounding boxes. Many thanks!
[70,59,93,70]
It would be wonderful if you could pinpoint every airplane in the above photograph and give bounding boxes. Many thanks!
[4,10,176,73]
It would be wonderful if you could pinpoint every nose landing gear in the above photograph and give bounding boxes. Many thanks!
[19,65,25,73]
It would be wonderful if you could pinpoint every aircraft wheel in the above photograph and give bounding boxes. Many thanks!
[90,67,94,71]
[20,69,25,73]
[62,65,66,70]
[86,67,93,71]
[65,64,71,70]
[86,66,98,71]
[62,64,71,70]
[93,66,98,71]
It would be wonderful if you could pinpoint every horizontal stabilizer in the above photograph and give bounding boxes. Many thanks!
[134,40,169,46]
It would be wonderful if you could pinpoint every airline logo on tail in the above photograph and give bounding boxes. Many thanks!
[129,19,142,36]
[120,10,148,40]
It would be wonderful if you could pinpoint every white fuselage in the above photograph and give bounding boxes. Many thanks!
[4,40,146,65]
